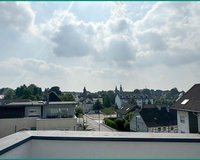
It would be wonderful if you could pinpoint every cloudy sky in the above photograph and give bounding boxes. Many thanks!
[0,2,200,92]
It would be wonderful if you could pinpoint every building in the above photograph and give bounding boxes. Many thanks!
[79,97,94,113]
[115,92,153,109]
[173,84,200,133]
[76,87,95,113]
[130,105,177,133]
[1,131,200,158]
[0,100,78,138]
[116,104,135,119]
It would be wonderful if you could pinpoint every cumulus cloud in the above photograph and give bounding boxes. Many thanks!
[0,2,35,32]
[134,2,200,67]
[1,2,200,91]
[52,24,91,57]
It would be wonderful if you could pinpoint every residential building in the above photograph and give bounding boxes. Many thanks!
[116,104,136,119]
[79,97,94,113]
[0,99,78,138]
[115,92,153,109]
[173,84,200,133]
[130,105,177,133]
[77,87,96,113]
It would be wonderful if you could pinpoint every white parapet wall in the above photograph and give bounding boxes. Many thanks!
[1,131,200,158]
[0,117,77,138]
[0,117,37,138]
[36,118,77,131]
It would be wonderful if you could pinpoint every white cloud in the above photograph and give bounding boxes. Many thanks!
[134,2,200,67]
[1,2,200,91]
[0,2,35,32]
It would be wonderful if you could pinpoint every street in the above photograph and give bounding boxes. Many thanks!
[83,114,116,132]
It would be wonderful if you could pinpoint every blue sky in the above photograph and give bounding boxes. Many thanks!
[0,2,200,92]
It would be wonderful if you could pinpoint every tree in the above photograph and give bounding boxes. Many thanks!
[107,90,115,105]
[4,89,15,99]
[124,112,134,122]
[60,93,75,101]
[75,107,84,117]
[93,100,103,111]
[133,89,140,94]
[128,98,137,105]
[16,84,27,97]
[28,84,43,100]
[103,95,111,108]
[101,107,115,115]
[142,88,150,95]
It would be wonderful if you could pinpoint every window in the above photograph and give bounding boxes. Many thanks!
[158,127,161,132]
[27,108,40,117]
[170,126,174,131]
[181,99,189,105]
[163,127,166,131]
[29,110,37,113]
[180,115,185,123]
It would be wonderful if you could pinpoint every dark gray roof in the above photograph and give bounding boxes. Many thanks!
[116,105,136,115]
[173,84,200,112]
[140,108,177,127]
[117,92,152,100]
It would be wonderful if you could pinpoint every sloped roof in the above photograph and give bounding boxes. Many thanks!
[49,91,61,102]
[117,92,152,100]
[140,108,177,127]
[173,84,200,112]
[116,104,136,115]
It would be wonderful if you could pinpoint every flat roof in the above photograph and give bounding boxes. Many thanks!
[0,101,78,107]
[48,101,78,105]
[1,131,200,154]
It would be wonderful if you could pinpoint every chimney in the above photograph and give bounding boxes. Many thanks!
[166,106,169,112]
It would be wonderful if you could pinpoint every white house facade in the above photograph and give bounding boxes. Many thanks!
[173,84,200,133]
[176,110,190,133]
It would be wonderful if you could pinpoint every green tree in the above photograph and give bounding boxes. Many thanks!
[107,90,115,105]
[101,107,115,115]
[4,89,15,99]
[124,112,134,122]
[128,98,137,105]
[133,89,140,94]
[75,107,84,117]
[142,88,150,95]
[60,93,75,101]
[103,95,111,108]
[93,100,103,111]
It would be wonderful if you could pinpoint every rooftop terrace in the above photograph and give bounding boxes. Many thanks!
[0,131,200,158]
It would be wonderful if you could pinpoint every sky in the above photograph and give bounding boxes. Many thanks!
[0,2,200,92]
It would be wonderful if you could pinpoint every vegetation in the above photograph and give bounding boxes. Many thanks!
[0,84,182,108]
[104,118,117,129]
[75,107,84,117]
[101,107,115,115]
[93,100,103,111]
[60,93,75,101]
[104,112,133,131]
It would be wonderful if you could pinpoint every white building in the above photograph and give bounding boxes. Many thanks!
[115,93,153,109]
[1,131,200,158]
[173,84,200,133]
